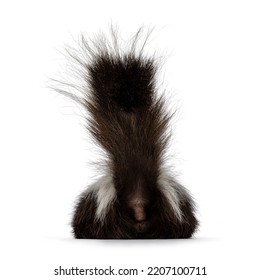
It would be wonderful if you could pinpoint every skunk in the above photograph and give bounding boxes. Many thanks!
[57,28,198,239]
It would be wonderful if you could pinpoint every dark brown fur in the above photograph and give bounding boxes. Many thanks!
[59,29,198,238]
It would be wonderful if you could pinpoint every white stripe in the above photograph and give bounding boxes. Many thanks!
[158,170,191,221]
[85,174,116,223]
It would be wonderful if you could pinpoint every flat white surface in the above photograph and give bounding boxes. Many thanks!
[0,0,259,279]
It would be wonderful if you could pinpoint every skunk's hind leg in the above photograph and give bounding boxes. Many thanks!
[72,192,98,238]
[158,173,198,238]
[173,199,198,238]
[72,174,117,238]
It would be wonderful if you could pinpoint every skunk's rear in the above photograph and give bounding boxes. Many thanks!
[62,30,198,238]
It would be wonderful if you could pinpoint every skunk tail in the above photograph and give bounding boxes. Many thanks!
[80,33,170,186]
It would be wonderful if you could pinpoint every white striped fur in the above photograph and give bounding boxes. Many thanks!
[86,171,190,223]
[158,170,192,222]
[85,174,116,223]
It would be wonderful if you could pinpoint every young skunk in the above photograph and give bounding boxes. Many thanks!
[57,28,198,239]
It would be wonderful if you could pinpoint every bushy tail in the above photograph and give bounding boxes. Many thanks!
[64,30,171,182]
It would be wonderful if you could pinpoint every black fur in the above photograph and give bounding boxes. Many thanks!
[58,28,198,239]
[88,54,155,112]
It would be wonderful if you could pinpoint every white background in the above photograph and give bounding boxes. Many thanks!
[1,0,260,279]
